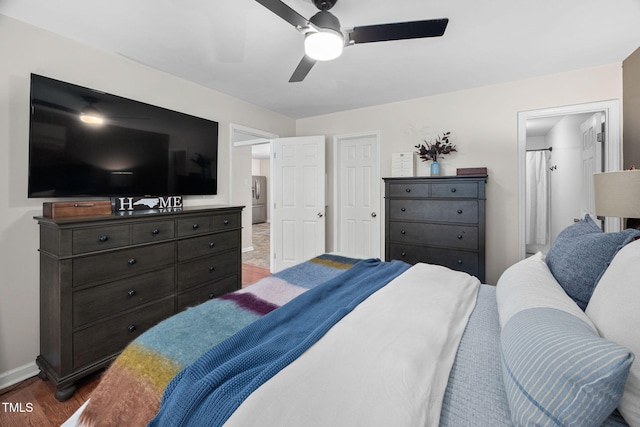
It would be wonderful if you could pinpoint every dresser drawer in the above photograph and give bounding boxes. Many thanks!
[73,267,175,326]
[210,212,241,231]
[389,222,478,250]
[178,250,238,290]
[132,220,175,244]
[178,230,239,262]
[72,297,174,370]
[431,182,478,198]
[177,216,212,236]
[73,242,175,286]
[72,225,130,254]
[388,182,430,198]
[177,275,238,311]
[388,244,480,277]
[388,199,478,223]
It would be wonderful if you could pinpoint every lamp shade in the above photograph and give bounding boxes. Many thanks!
[593,170,640,218]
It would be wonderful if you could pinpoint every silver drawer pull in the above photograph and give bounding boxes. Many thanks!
[457,235,463,239]
[99,235,109,242]
[405,188,411,193]
[151,228,160,235]
[209,266,215,272]
[192,223,199,230]
[127,324,137,333]
[127,290,136,297]
[401,230,406,235]
[127,258,136,265]
[457,209,463,214]
[223,219,230,225]
[208,293,215,299]
[401,207,406,212]
[401,252,406,257]
[209,242,215,248]
[457,260,463,265]
[451,188,457,193]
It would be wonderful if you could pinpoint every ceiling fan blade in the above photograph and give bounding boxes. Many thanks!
[255,0,310,29]
[289,55,317,82]
[348,18,449,44]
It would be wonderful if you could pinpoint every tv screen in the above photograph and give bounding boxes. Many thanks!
[28,74,218,198]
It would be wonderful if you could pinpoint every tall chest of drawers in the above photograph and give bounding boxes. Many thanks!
[35,205,243,401]
[384,176,487,282]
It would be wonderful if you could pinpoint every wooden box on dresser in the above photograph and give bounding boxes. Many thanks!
[384,175,487,282]
[34,205,243,401]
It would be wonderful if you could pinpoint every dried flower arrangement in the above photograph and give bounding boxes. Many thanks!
[414,132,456,162]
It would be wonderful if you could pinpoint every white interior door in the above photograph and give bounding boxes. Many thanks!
[335,133,380,259]
[272,136,326,272]
[580,112,603,221]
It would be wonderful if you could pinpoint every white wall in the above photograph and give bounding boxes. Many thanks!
[545,114,593,241]
[526,135,546,150]
[0,15,295,385]
[297,63,623,285]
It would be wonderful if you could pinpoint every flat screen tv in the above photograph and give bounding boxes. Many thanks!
[28,74,219,198]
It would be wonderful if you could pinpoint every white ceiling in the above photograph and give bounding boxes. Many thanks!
[2,0,640,119]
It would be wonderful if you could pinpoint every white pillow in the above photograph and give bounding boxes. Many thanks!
[586,238,640,426]
[498,252,633,427]
[496,252,595,330]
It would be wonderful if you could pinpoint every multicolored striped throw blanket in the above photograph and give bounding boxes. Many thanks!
[150,257,410,426]
[76,254,363,427]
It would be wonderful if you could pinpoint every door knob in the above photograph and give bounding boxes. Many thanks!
[317,212,324,218]
[371,212,377,218]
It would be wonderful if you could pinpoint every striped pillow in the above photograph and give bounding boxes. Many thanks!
[501,307,633,427]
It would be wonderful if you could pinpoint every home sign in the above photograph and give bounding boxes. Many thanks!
[114,196,183,212]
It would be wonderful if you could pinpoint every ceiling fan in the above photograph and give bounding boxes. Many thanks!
[255,0,449,82]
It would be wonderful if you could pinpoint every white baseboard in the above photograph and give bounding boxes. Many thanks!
[242,246,255,253]
[0,362,39,390]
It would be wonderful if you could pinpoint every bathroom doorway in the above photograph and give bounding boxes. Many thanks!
[517,101,622,259]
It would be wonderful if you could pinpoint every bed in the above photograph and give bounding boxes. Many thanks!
[64,215,640,427]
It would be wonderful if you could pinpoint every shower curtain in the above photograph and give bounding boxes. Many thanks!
[525,151,549,245]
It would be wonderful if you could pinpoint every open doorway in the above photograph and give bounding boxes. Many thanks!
[245,144,271,269]
[517,101,622,260]
[230,124,277,273]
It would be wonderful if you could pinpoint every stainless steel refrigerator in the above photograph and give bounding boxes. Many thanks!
[252,175,267,224]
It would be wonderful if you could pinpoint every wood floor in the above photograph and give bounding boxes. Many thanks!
[241,262,271,288]
[0,264,271,427]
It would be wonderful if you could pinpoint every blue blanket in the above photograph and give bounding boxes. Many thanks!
[149,258,409,427]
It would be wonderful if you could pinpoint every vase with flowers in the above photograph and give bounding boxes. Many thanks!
[414,132,456,176]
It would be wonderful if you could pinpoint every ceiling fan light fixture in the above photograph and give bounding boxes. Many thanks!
[304,30,344,61]
[254,0,448,82]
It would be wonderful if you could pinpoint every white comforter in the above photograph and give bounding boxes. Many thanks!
[225,263,480,427]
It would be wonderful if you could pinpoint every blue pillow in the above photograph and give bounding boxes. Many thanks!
[545,215,640,309]
[501,307,633,427]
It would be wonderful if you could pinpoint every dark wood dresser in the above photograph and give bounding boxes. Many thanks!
[384,176,487,282]
[34,205,243,401]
